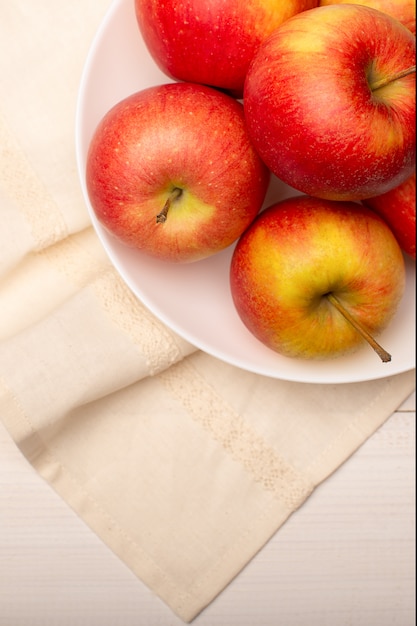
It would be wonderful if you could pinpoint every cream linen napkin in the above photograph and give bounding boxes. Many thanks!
[0,1,415,622]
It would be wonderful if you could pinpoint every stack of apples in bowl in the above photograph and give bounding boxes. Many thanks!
[80,0,416,376]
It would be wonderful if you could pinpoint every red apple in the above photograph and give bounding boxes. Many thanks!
[230,196,405,361]
[86,82,270,263]
[134,0,319,97]
[244,5,416,201]
[363,172,416,259]
[319,0,416,35]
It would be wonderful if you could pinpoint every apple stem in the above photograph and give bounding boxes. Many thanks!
[370,64,416,92]
[326,293,391,363]
[156,187,183,223]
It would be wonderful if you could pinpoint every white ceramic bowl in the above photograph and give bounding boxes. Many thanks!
[75,0,416,383]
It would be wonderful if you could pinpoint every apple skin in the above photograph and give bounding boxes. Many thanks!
[362,172,416,259]
[134,0,319,97]
[230,195,405,360]
[86,82,270,263]
[319,0,416,35]
[243,5,416,201]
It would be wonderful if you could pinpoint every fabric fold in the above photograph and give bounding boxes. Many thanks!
[0,345,414,621]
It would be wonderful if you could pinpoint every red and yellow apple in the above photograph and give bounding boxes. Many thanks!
[243,4,416,201]
[230,195,406,361]
[319,0,416,35]
[134,0,319,97]
[86,82,270,263]
[363,172,416,259]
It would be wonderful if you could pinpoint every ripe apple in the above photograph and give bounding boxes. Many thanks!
[243,4,416,201]
[230,195,405,361]
[134,0,319,97]
[86,82,270,263]
[319,0,416,35]
[362,172,416,259]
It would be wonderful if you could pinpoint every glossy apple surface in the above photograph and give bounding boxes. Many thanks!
[86,82,270,263]
[230,196,406,360]
[319,0,416,35]
[134,0,318,96]
[363,172,416,259]
[244,4,416,201]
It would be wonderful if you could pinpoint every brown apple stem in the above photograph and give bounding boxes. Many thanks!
[156,187,183,223]
[326,293,391,363]
[370,65,416,92]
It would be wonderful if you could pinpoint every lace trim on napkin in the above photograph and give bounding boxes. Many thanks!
[92,269,196,376]
[159,359,315,510]
[0,112,68,250]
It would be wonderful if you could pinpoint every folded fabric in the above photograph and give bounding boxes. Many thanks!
[0,1,415,622]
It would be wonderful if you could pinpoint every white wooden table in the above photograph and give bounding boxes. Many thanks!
[0,391,415,626]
